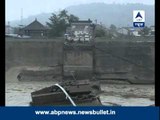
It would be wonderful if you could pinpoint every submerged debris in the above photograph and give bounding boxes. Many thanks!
[30,80,102,106]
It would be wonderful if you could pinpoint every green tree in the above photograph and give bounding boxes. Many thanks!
[13,27,19,34]
[140,26,150,36]
[68,14,79,23]
[46,10,79,37]
[110,24,117,32]
[95,28,105,37]
[143,26,150,35]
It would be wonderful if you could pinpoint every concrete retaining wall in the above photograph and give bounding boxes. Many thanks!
[95,41,154,83]
[5,37,154,83]
[5,39,63,70]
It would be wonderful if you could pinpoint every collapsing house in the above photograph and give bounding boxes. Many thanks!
[65,19,95,42]
[63,20,96,80]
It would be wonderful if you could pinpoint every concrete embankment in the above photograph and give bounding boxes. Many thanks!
[5,37,154,83]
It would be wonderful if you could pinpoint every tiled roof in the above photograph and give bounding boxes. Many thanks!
[23,19,47,30]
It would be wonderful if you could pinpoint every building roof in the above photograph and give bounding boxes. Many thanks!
[23,18,47,30]
[5,25,14,29]
[71,19,92,24]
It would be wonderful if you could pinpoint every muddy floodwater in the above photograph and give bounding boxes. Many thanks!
[6,67,154,106]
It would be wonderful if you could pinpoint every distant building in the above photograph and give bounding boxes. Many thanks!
[117,27,129,35]
[132,30,141,36]
[149,26,155,36]
[21,18,48,38]
[127,27,141,36]
[150,26,155,31]
[5,25,14,34]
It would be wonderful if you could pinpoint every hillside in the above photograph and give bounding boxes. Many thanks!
[9,3,154,27]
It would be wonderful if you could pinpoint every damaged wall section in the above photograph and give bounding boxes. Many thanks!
[5,38,154,83]
[63,44,93,80]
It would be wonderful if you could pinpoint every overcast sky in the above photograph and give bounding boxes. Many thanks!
[6,0,154,21]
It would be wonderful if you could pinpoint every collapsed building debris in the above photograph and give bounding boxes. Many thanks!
[29,20,103,106]
[30,80,102,106]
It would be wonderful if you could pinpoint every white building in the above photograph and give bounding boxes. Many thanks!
[5,25,14,34]
[149,26,155,36]
[117,28,129,35]
[65,20,94,42]
[128,27,141,36]
[132,30,141,36]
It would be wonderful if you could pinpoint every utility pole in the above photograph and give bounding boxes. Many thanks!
[92,23,96,79]
[8,21,10,34]
[20,8,23,27]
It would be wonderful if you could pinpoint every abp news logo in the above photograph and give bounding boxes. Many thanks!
[133,10,145,27]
